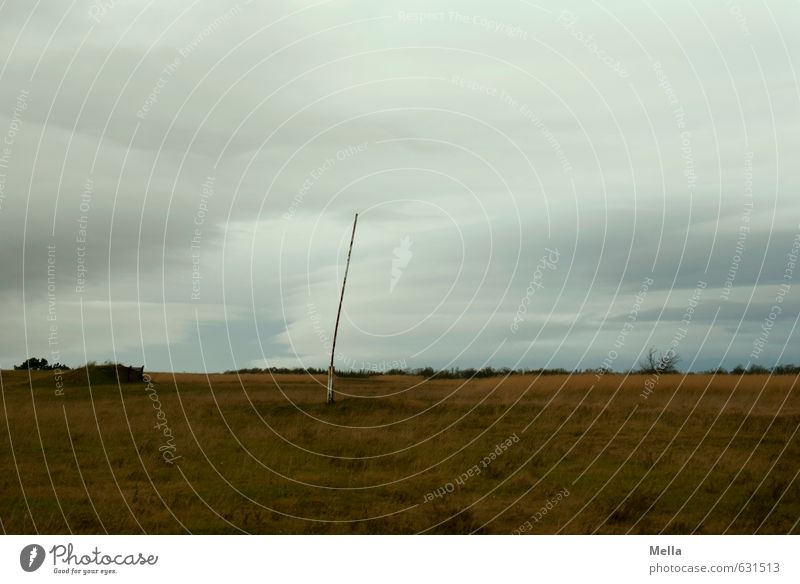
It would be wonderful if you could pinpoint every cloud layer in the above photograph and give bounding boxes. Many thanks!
[1,0,799,372]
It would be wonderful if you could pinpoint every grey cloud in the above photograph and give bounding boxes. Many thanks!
[2,0,799,372]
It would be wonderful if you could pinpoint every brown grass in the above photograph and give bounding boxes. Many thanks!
[1,370,798,534]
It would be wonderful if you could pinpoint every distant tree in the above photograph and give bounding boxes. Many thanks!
[638,347,680,374]
[774,364,800,375]
[746,364,770,375]
[415,367,435,378]
[14,357,49,370]
[731,364,746,375]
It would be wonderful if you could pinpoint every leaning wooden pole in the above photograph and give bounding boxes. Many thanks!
[327,213,359,404]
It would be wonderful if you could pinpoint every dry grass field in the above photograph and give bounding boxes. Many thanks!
[1,368,798,534]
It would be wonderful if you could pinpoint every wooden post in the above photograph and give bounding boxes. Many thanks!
[327,213,358,404]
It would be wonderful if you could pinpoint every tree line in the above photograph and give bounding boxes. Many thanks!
[14,348,800,377]
[225,348,800,378]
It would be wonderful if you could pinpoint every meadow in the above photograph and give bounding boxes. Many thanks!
[1,368,798,534]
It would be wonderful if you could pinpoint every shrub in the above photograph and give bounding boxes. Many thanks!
[14,357,70,371]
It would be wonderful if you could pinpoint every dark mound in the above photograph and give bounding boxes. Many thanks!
[53,364,145,388]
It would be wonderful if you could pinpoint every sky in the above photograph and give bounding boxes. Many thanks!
[1,0,799,373]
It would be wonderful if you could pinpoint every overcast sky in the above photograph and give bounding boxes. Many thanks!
[1,0,799,373]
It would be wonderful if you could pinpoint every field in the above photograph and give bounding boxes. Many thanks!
[1,368,798,534]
